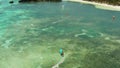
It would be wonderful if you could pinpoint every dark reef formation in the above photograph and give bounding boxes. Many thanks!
[9,1,14,4]
[19,0,62,3]
[84,0,120,5]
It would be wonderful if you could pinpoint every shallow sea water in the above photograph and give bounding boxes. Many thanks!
[0,1,120,68]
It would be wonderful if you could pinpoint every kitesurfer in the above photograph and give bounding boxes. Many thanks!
[59,48,64,57]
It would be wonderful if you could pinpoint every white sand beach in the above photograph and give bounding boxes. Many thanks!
[67,0,120,11]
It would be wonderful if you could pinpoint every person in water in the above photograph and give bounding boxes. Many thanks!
[112,16,115,20]
[59,48,64,57]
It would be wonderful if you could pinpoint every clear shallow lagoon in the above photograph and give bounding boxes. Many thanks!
[0,1,120,68]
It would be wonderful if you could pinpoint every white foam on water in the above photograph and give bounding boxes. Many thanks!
[74,33,86,37]
[76,29,102,38]
[81,29,87,33]
[19,16,27,19]
[52,19,63,24]
[99,32,104,37]
[81,29,95,38]
[62,5,65,10]
[95,4,120,11]
[104,37,110,40]
[111,39,120,44]
[41,26,54,31]
[88,35,94,38]
[115,40,120,43]
[1,38,13,48]
[52,16,69,24]
[42,28,49,31]
[52,54,66,68]
[68,0,120,11]
[31,24,34,26]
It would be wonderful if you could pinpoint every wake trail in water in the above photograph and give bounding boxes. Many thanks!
[52,16,70,24]
[52,57,65,68]
[52,53,69,68]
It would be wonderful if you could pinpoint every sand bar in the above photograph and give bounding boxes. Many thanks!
[67,0,120,11]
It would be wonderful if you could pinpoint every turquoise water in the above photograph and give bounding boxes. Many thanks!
[0,1,120,68]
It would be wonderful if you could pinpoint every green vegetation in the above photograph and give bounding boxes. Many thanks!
[19,0,61,3]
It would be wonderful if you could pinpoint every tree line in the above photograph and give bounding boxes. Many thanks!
[18,0,61,3]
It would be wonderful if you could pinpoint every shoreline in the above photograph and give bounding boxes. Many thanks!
[66,0,120,11]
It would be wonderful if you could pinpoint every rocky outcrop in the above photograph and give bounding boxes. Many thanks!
[9,0,14,4]
[19,0,62,3]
